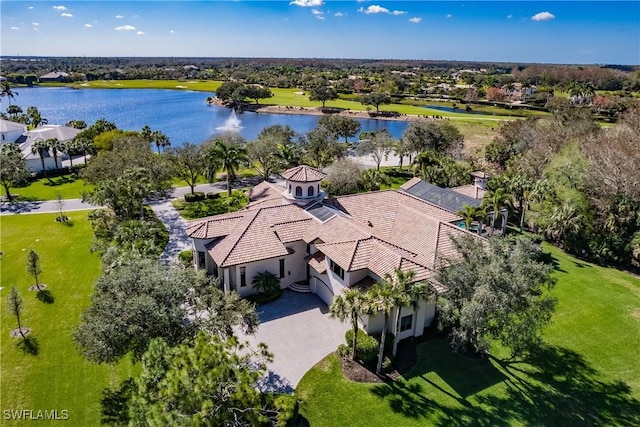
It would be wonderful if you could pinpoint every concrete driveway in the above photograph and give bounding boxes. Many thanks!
[240,290,349,393]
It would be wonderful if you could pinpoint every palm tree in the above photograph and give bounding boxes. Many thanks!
[225,190,247,213]
[75,136,94,165]
[26,106,47,128]
[251,271,280,295]
[152,130,170,154]
[361,169,391,191]
[384,269,430,358]
[482,188,510,235]
[205,140,249,197]
[412,150,442,183]
[31,139,49,175]
[0,81,18,105]
[45,138,63,170]
[330,288,367,361]
[457,205,486,233]
[275,143,301,169]
[62,140,80,169]
[7,105,23,119]
[365,282,400,375]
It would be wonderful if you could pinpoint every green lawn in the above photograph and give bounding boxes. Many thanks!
[46,79,223,92]
[296,243,640,426]
[11,174,91,201]
[0,212,136,426]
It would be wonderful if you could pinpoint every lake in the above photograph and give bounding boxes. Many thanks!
[2,86,408,145]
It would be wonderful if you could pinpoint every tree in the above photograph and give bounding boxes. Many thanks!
[251,271,281,295]
[485,87,505,101]
[323,158,362,196]
[62,140,80,169]
[204,140,250,197]
[124,333,294,426]
[225,190,248,213]
[482,187,509,235]
[0,81,18,105]
[437,235,556,356]
[412,150,470,187]
[275,143,301,169]
[329,288,366,361]
[152,130,170,154]
[26,250,43,291]
[355,129,396,170]
[457,205,486,232]
[365,282,398,374]
[318,115,361,143]
[45,138,63,170]
[244,85,273,105]
[8,287,27,339]
[216,81,247,104]
[361,168,391,191]
[31,139,49,174]
[247,137,281,180]
[26,106,47,128]
[74,258,258,363]
[360,92,391,112]
[309,84,338,108]
[65,119,87,130]
[302,126,346,168]
[0,143,28,202]
[402,121,464,158]
[82,137,172,219]
[6,104,23,120]
[167,143,205,195]
[507,174,549,232]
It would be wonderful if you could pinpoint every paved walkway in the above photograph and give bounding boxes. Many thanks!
[238,290,350,393]
[148,200,192,265]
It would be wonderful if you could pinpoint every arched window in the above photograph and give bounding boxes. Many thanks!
[295,186,302,197]
[308,186,315,197]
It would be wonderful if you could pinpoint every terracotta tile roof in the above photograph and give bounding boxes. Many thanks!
[210,204,311,267]
[186,212,248,239]
[272,218,314,243]
[451,184,484,200]
[281,165,326,182]
[246,181,283,208]
[305,214,372,244]
[305,252,326,274]
[399,177,422,191]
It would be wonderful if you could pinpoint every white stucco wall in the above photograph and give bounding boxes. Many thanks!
[25,157,58,173]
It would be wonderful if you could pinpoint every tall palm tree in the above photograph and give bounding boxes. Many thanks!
[361,169,391,191]
[330,288,367,361]
[275,142,301,169]
[482,188,510,235]
[62,140,80,169]
[365,282,400,375]
[31,139,49,175]
[151,130,170,154]
[384,269,430,358]
[75,136,94,165]
[205,140,249,197]
[0,81,18,105]
[457,205,486,233]
[45,138,63,170]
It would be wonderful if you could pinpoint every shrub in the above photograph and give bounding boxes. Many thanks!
[337,344,350,358]
[345,329,379,364]
[184,192,205,202]
[206,192,221,200]
[382,356,394,372]
[178,250,193,267]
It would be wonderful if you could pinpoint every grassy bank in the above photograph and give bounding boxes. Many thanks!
[0,212,136,426]
[296,243,640,426]
[11,174,90,201]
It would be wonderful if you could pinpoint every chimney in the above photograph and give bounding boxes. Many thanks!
[471,171,488,191]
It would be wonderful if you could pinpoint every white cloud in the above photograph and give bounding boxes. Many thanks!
[115,15,124,19]
[312,9,324,19]
[334,12,343,17]
[363,5,388,14]
[446,14,452,18]
[170,30,176,34]
[289,0,323,7]
[136,31,144,35]
[11,26,20,30]
[84,23,93,28]
[115,24,136,31]
[28,6,34,10]
[360,5,406,15]
[507,14,513,19]
[32,22,39,26]
[53,6,67,11]
[61,13,73,17]
[532,11,555,21]
[409,17,422,24]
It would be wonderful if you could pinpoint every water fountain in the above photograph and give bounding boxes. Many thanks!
[216,110,243,132]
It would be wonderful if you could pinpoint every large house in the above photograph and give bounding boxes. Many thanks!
[187,165,488,340]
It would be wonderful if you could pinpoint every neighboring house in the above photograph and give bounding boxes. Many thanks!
[187,165,484,341]
[401,172,508,235]
[39,71,70,83]
[15,125,81,172]
[0,118,27,143]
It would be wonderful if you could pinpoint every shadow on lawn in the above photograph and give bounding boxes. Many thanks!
[17,335,40,356]
[372,340,640,426]
[36,289,55,304]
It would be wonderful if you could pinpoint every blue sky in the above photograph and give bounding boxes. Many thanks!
[1,1,638,64]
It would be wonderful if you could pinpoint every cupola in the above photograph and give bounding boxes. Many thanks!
[281,165,326,205]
